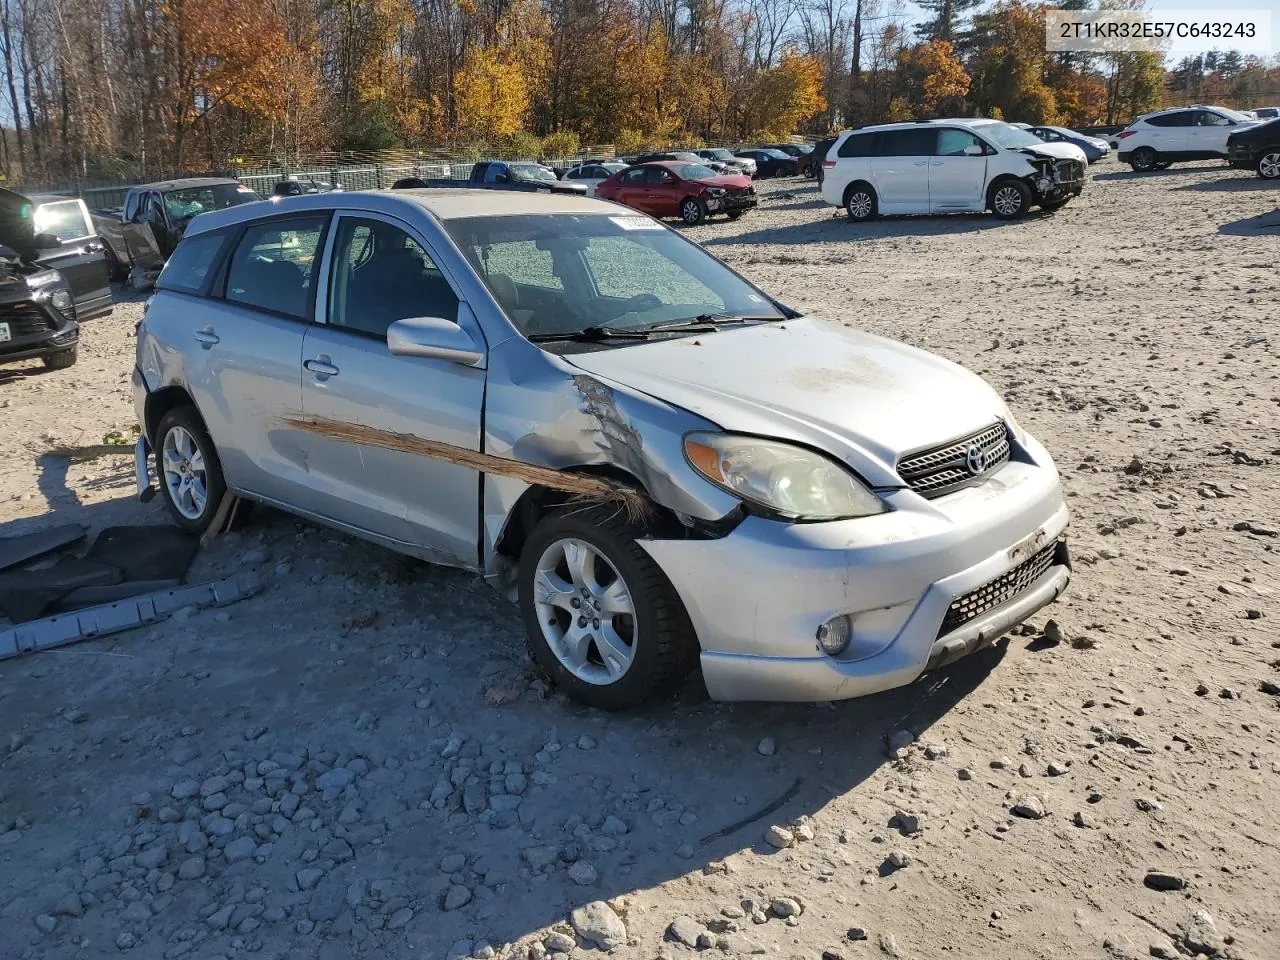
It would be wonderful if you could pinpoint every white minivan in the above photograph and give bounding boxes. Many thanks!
[820,119,1088,221]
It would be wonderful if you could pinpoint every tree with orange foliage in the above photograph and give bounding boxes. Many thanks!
[744,49,827,138]
[891,39,971,118]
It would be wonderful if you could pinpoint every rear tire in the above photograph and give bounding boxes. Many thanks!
[155,406,227,534]
[989,179,1032,219]
[42,346,77,370]
[679,197,707,225]
[1258,151,1280,179]
[103,244,127,282]
[726,210,744,220]
[1129,147,1159,172]
[518,504,696,710]
[844,182,878,222]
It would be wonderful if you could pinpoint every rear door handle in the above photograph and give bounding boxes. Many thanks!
[193,328,219,347]
[913,161,929,166]
[304,357,340,377]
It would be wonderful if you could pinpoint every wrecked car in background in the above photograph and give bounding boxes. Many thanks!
[132,190,1071,709]
[1,187,112,322]
[93,178,262,285]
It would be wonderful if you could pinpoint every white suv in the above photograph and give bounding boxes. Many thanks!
[1113,105,1262,172]
[820,119,1087,221]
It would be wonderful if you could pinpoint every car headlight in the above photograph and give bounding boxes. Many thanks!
[51,289,73,313]
[684,432,887,521]
[706,187,725,196]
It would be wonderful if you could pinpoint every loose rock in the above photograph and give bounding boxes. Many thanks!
[570,901,627,950]
[1143,870,1186,892]
[668,916,708,948]
[764,824,794,849]
[1011,795,1046,819]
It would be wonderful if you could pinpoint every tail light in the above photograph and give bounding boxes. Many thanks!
[1117,130,1137,140]
[822,160,836,168]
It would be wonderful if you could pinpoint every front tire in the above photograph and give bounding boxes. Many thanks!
[726,210,744,220]
[989,180,1032,219]
[155,406,227,534]
[1129,147,1159,172]
[42,346,78,370]
[1041,197,1071,212]
[518,504,696,710]
[844,183,877,222]
[679,197,707,225]
[1258,151,1280,179]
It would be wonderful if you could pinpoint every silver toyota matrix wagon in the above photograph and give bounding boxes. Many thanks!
[133,190,1070,708]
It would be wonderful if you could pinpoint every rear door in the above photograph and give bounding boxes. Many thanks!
[298,212,484,567]
[1143,112,1191,154]
[32,200,112,319]
[177,213,330,505]
[613,167,649,211]
[871,129,933,213]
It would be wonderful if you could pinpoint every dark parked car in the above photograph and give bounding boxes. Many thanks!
[760,143,816,176]
[94,178,262,277]
[390,162,589,195]
[271,177,342,197]
[593,161,757,224]
[0,189,111,322]
[733,149,797,178]
[0,194,80,369]
[1228,118,1280,179]
[812,135,840,186]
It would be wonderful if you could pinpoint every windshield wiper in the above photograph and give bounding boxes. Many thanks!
[527,326,655,343]
[645,313,785,331]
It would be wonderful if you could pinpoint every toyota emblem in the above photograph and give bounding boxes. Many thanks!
[965,443,989,476]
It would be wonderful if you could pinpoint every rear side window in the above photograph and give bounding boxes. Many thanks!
[1146,112,1189,127]
[225,216,328,319]
[156,232,228,294]
[877,129,935,156]
[33,201,90,241]
[838,133,877,158]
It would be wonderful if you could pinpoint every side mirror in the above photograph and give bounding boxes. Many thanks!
[33,232,62,247]
[494,173,510,183]
[387,316,484,367]
[963,144,985,157]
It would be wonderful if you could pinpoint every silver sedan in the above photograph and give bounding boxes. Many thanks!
[133,189,1070,708]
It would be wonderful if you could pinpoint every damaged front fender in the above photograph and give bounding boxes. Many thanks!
[481,335,742,575]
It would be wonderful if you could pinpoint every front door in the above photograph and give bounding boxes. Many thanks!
[298,213,485,569]
[32,200,112,319]
[613,168,648,212]
[1187,110,1234,155]
[643,167,680,217]
[928,128,989,212]
[871,128,934,213]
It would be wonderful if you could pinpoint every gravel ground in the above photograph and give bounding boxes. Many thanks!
[1,164,1277,960]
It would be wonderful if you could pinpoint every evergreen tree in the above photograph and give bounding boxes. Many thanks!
[913,0,985,44]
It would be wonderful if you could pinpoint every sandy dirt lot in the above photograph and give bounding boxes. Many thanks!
[1,164,1277,960]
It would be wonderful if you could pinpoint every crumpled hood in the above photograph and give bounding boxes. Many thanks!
[702,173,753,189]
[564,316,1009,488]
[1016,141,1088,163]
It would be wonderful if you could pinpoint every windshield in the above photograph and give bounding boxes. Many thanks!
[676,163,719,180]
[512,164,557,181]
[444,214,785,339]
[1220,108,1254,122]
[704,149,734,160]
[976,122,1045,149]
[163,184,259,220]
[763,149,791,159]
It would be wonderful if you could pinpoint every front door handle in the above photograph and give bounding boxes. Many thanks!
[193,328,219,348]
[913,161,929,166]
[304,357,340,377]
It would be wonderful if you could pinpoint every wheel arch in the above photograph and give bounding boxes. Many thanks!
[842,179,876,206]
[145,384,204,447]
[985,174,1026,209]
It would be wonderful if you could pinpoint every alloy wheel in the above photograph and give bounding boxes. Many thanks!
[532,537,637,686]
[681,200,702,224]
[1259,152,1280,179]
[161,425,208,520]
[847,191,873,219]
[993,185,1024,217]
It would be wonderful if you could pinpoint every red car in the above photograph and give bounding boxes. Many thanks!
[594,161,757,225]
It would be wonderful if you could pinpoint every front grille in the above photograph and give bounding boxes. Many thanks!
[938,541,1061,637]
[897,421,1011,499]
[0,301,55,338]
[1055,159,1084,183]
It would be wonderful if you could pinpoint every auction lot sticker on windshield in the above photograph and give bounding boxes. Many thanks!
[610,216,663,231]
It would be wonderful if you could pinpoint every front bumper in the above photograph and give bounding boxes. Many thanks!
[0,298,78,365]
[641,440,1070,702]
[1227,146,1259,170]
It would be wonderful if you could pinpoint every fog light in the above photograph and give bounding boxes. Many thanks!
[816,615,852,656]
